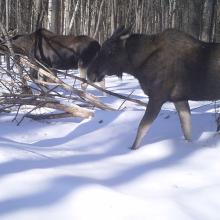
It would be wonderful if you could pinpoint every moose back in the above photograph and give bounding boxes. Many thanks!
[87,26,220,150]
[1,28,100,86]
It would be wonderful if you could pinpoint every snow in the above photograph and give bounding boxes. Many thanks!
[0,72,220,220]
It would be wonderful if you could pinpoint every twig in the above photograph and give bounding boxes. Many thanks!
[17,103,44,126]
[117,90,135,110]
[0,105,13,113]
[0,23,31,94]
[12,104,21,122]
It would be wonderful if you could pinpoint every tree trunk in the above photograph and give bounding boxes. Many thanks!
[93,0,105,39]
[63,0,70,34]
[5,0,10,71]
[68,0,80,34]
[201,0,217,41]
[51,0,60,33]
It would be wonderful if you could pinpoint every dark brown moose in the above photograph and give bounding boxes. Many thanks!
[0,28,101,89]
[87,26,220,150]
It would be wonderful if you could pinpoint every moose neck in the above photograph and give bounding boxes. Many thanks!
[124,33,159,77]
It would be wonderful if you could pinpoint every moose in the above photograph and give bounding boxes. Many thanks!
[87,26,220,150]
[0,28,101,89]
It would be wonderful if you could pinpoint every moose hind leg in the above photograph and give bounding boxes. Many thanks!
[131,98,164,150]
[174,101,191,141]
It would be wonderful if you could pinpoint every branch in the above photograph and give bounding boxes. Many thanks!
[25,113,77,120]
[65,73,147,107]
[1,97,93,119]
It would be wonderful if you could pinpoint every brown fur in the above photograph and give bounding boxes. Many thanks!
[0,29,101,88]
[88,26,220,149]
[6,29,101,70]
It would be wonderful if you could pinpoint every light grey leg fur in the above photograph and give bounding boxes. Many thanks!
[32,69,48,93]
[79,67,88,90]
[99,78,105,90]
[79,67,105,93]
[99,78,106,96]
[174,101,192,141]
[131,99,163,150]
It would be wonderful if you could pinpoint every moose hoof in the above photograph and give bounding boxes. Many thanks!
[185,138,192,143]
[130,145,140,150]
[81,83,88,90]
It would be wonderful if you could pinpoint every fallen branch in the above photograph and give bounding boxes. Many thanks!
[25,113,76,120]
[2,97,93,119]
[65,73,147,107]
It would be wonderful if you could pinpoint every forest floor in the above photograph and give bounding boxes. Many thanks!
[0,68,220,220]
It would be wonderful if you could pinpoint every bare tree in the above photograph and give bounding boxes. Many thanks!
[201,0,217,41]
[93,0,105,39]
[48,0,60,33]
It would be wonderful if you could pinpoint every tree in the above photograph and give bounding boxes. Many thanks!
[48,0,60,33]
[201,0,217,41]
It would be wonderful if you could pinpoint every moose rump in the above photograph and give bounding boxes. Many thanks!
[87,26,220,150]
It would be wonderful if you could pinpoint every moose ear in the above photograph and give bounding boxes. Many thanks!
[120,33,130,47]
[119,26,132,47]
[120,33,130,40]
[111,25,126,38]
[111,25,132,40]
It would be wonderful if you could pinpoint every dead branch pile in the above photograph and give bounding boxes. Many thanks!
[0,52,147,124]
[0,56,95,122]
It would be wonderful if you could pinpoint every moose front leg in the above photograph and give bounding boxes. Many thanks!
[131,98,164,150]
[174,101,191,141]
[80,66,106,94]
[79,67,88,90]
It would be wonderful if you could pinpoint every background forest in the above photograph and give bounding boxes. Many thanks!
[0,0,220,43]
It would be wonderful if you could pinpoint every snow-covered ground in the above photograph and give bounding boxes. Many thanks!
[0,69,220,220]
